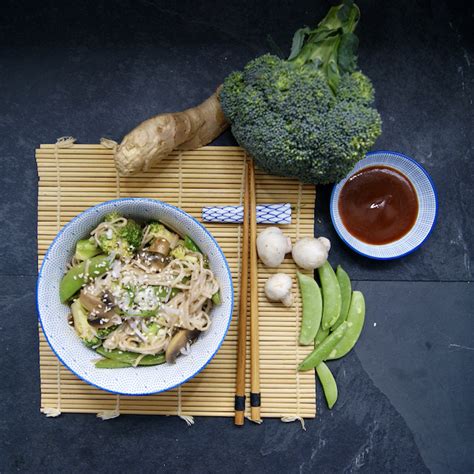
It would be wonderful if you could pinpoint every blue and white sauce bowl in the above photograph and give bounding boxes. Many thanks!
[330,151,438,260]
[37,198,234,395]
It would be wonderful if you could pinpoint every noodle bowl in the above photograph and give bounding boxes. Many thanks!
[37,198,233,395]
[61,211,221,368]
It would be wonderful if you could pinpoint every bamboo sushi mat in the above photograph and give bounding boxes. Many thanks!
[36,142,316,420]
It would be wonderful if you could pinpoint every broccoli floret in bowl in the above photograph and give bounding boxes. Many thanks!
[96,212,143,259]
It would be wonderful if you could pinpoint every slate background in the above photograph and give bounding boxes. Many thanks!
[0,1,473,473]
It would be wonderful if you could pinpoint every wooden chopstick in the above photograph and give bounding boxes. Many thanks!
[234,161,250,426]
[249,160,261,422]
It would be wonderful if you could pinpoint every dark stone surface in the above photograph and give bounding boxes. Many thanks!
[0,1,473,473]
[2,277,473,473]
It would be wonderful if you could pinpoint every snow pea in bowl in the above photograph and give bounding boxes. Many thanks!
[37,198,233,395]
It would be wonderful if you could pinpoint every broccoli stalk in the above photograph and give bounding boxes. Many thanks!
[288,0,360,93]
[70,299,99,348]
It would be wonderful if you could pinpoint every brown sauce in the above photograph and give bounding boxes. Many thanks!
[338,165,418,245]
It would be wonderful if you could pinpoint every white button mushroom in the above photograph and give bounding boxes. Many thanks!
[292,237,331,270]
[264,273,293,307]
[318,237,331,253]
[256,227,292,268]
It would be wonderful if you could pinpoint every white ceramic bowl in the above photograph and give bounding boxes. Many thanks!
[330,151,438,260]
[37,198,234,395]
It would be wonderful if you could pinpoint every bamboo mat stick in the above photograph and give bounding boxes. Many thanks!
[234,161,250,426]
[248,161,261,422]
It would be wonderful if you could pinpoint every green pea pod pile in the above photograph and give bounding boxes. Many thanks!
[297,263,366,409]
[298,322,348,371]
[314,327,329,347]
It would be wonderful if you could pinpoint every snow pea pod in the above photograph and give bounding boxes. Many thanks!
[331,265,352,330]
[74,239,101,261]
[212,290,221,305]
[314,327,329,347]
[95,358,131,369]
[298,321,348,371]
[319,262,342,330]
[316,362,338,409]
[59,254,111,303]
[184,235,201,253]
[326,291,365,360]
[96,347,166,366]
[154,286,180,301]
[297,272,322,345]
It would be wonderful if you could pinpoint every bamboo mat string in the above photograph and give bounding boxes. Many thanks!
[113,140,122,417]
[100,138,121,194]
[99,137,123,419]
[175,152,194,426]
[54,139,62,416]
[96,396,121,420]
[281,181,306,431]
[42,136,76,418]
[100,137,118,149]
[177,386,194,426]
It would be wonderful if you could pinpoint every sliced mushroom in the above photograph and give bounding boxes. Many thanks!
[100,290,115,308]
[137,250,168,272]
[165,329,200,364]
[79,290,116,324]
[149,238,170,256]
[79,291,103,313]
[89,311,117,328]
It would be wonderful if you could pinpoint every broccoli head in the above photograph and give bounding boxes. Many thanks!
[119,219,142,250]
[170,244,186,260]
[97,325,118,339]
[220,0,381,184]
[104,211,122,222]
[98,215,142,258]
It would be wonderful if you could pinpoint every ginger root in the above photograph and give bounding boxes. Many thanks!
[114,86,229,176]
